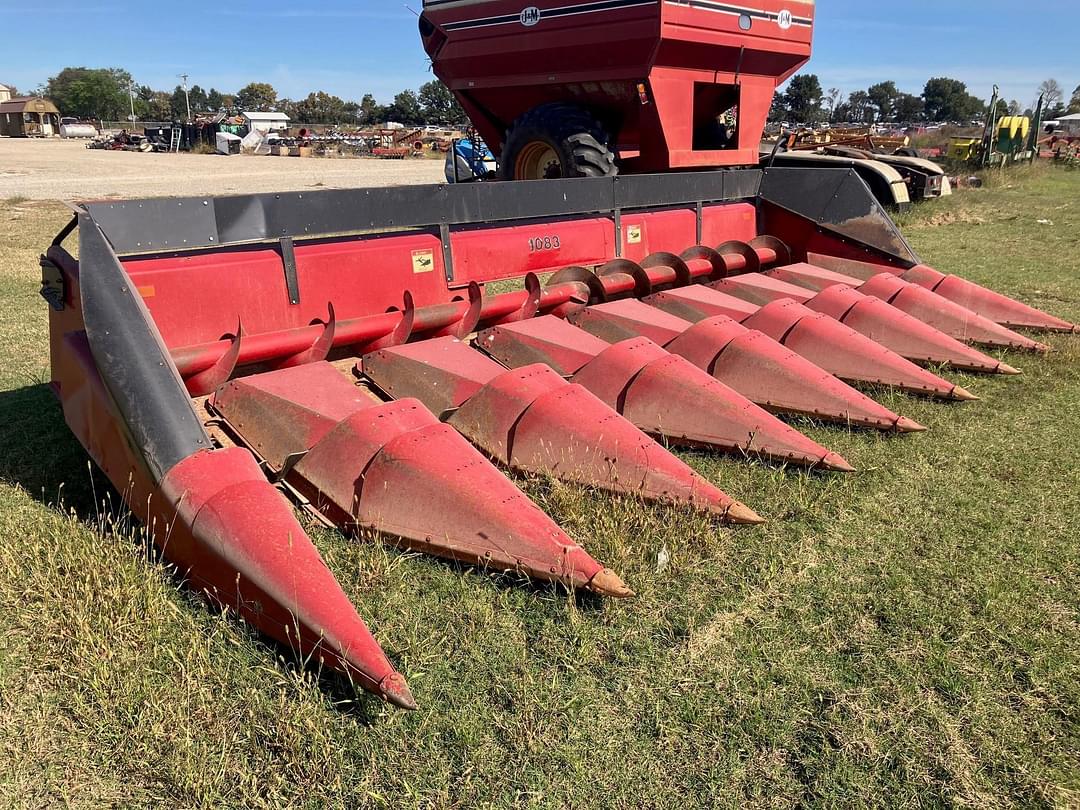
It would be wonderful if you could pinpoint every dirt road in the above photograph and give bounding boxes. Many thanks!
[0,137,446,201]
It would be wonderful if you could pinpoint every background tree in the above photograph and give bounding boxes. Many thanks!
[768,90,787,123]
[235,82,278,111]
[44,67,134,120]
[922,77,982,122]
[1007,99,1021,115]
[1037,79,1063,116]
[206,88,225,112]
[782,74,823,124]
[824,87,842,119]
[893,93,924,123]
[386,89,423,125]
[867,80,899,122]
[846,90,872,124]
[358,93,387,125]
[993,98,1008,120]
[290,91,351,124]
[1069,85,1080,115]
[418,80,466,126]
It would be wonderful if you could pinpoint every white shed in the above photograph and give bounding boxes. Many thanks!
[1056,113,1080,136]
[0,83,12,103]
[241,111,290,132]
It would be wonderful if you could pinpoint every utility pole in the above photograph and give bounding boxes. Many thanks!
[128,83,136,124]
[178,73,191,121]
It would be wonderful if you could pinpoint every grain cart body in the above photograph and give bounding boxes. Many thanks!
[420,0,813,173]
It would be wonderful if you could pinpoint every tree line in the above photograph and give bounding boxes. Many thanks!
[771,75,1080,126]
[39,67,468,127]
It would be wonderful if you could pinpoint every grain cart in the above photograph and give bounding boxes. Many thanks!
[41,2,1075,710]
[420,0,814,178]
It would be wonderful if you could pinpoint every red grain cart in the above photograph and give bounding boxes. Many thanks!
[420,0,813,177]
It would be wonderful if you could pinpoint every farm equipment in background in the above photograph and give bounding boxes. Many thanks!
[950,87,1044,168]
[768,126,950,207]
[38,2,1076,710]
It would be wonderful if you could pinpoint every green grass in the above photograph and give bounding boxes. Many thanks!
[1,167,1079,808]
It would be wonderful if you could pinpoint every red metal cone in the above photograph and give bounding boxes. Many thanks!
[859,273,1049,353]
[477,317,852,471]
[741,298,976,401]
[211,362,627,597]
[160,447,413,707]
[709,273,816,307]
[763,261,865,291]
[902,264,1078,333]
[584,294,923,432]
[363,337,761,524]
[790,281,1022,375]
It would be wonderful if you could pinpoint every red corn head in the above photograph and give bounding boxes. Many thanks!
[160,446,416,709]
[858,273,1049,353]
[596,293,923,431]
[361,336,762,524]
[763,264,1021,374]
[476,315,853,471]
[652,284,971,401]
[741,298,977,400]
[210,361,630,597]
[902,264,1077,334]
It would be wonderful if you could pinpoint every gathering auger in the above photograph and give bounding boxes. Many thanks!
[41,167,1074,708]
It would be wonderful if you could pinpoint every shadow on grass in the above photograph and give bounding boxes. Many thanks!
[0,382,607,719]
[0,382,100,514]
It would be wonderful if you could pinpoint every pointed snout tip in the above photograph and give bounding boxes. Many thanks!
[951,385,980,402]
[996,361,1022,375]
[821,452,856,473]
[726,500,766,526]
[895,416,928,433]
[588,567,635,599]
[379,672,418,711]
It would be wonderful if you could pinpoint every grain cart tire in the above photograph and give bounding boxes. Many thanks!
[500,103,617,180]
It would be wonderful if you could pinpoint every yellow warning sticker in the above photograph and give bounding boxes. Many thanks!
[626,225,642,244]
[411,249,435,274]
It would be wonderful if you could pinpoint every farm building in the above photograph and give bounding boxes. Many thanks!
[1056,113,1080,136]
[0,96,61,137]
[0,83,12,102]
[241,110,289,132]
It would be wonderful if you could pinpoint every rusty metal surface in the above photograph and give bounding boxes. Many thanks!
[363,337,503,416]
[708,273,815,306]
[859,274,1050,352]
[363,340,759,522]
[665,320,920,431]
[476,315,608,376]
[742,299,974,400]
[804,284,1020,374]
[903,266,1078,333]
[210,361,627,596]
[643,285,760,322]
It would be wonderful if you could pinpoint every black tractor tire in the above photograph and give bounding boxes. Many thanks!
[499,103,617,181]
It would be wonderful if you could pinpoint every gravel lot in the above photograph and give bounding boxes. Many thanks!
[0,137,446,201]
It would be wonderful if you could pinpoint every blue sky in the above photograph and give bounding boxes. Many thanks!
[1,1,1076,108]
